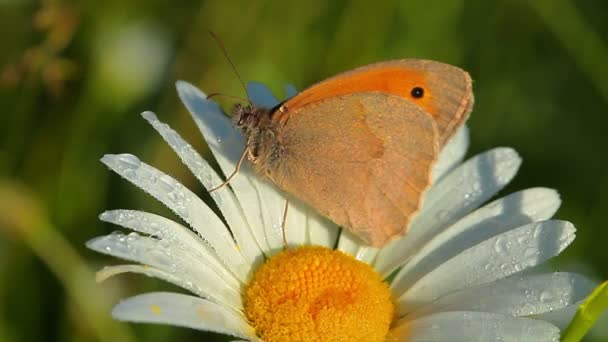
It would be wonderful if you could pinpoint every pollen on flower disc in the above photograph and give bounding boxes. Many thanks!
[244,246,394,342]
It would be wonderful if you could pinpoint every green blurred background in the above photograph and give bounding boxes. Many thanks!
[1,0,607,341]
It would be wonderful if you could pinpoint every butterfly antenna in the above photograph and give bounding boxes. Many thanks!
[208,31,251,105]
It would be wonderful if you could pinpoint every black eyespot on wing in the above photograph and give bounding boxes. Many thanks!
[411,87,424,99]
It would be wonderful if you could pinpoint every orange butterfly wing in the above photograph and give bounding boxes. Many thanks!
[254,59,472,246]
[278,59,473,146]
[269,92,439,246]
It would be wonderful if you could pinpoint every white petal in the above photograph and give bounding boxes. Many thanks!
[87,233,242,310]
[418,147,522,231]
[391,188,561,296]
[336,230,379,263]
[96,264,212,301]
[100,154,250,278]
[337,230,364,256]
[285,84,298,98]
[307,209,340,248]
[283,197,309,247]
[99,210,243,284]
[176,81,245,173]
[532,304,579,330]
[354,247,379,264]
[391,311,560,342]
[397,220,576,313]
[112,292,255,339]
[375,147,522,276]
[141,111,263,267]
[251,180,288,255]
[247,81,279,107]
[432,125,469,182]
[537,304,608,339]
[407,272,594,319]
[176,81,274,255]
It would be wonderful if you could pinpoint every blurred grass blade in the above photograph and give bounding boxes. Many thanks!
[0,180,137,342]
[562,280,608,342]
[529,0,608,103]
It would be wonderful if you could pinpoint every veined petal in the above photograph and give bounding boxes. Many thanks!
[391,311,560,342]
[100,154,249,278]
[96,265,213,303]
[391,188,561,297]
[431,125,469,182]
[283,197,309,247]
[417,147,522,232]
[407,272,594,319]
[87,233,242,310]
[251,180,288,255]
[141,111,263,267]
[176,81,273,255]
[397,220,576,314]
[98,210,243,285]
[375,147,522,276]
[112,292,255,339]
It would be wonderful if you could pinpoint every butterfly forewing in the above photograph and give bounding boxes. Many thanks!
[269,92,439,246]
[280,59,472,147]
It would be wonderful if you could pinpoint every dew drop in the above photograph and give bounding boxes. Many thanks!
[430,324,440,339]
[110,230,124,238]
[176,205,190,219]
[127,231,139,241]
[540,290,554,303]
[117,154,141,169]
[516,234,528,245]
[533,224,543,239]
[522,246,538,259]
[158,174,174,192]
[493,236,509,255]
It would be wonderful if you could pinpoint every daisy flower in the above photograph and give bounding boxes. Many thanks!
[88,81,594,341]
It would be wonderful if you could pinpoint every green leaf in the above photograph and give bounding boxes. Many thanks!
[561,280,608,342]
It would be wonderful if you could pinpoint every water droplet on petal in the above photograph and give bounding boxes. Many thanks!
[540,290,554,303]
[117,154,141,169]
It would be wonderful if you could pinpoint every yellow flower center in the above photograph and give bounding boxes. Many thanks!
[244,246,394,342]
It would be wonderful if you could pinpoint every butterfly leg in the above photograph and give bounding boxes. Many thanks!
[281,198,289,248]
[246,146,258,163]
[208,147,249,193]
